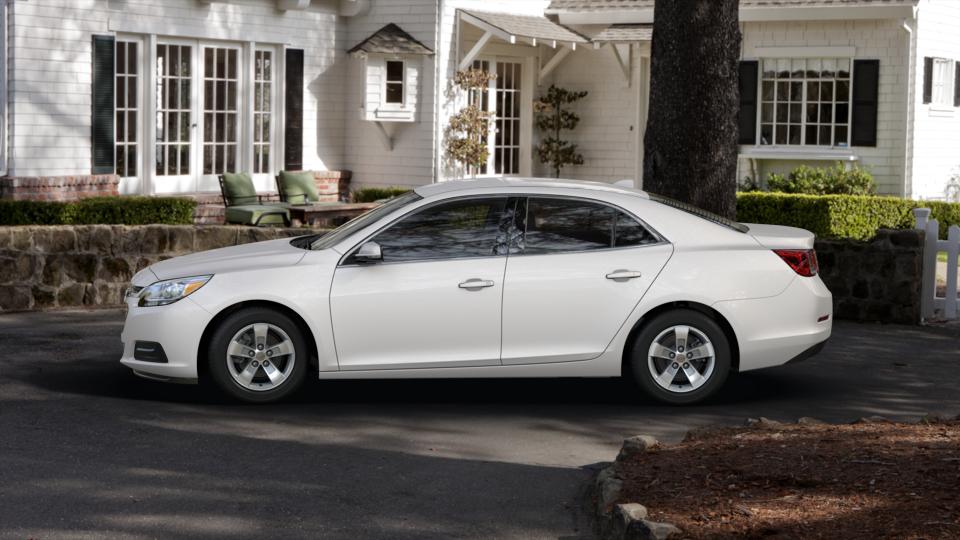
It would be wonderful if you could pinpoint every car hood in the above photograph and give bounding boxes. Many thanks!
[148,237,309,281]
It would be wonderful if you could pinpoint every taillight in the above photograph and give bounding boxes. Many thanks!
[774,249,818,277]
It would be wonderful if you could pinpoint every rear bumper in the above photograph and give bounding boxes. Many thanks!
[713,275,832,372]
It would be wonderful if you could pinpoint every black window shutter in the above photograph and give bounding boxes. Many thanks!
[738,61,759,145]
[284,48,305,171]
[91,35,116,175]
[851,60,879,147]
[954,61,960,107]
[923,57,933,104]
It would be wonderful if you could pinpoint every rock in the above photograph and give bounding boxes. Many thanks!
[98,256,132,282]
[0,252,38,283]
[31,285,57,308]
[195,226,239,252]
[607,503,650,539]
[76,225,115,253]
[0,285,33,311]
[746,417,782,428]
[797,417,826,425]
[33,228,77,253]
[625,519,681,540]
[10,228,33,250]
[60,254,98,282]
[615,503,649,521]
[166,226,195,254]
[854,416,891,424]
[57,283,86,306]
[618,435,659,460]
[596,466,623,514]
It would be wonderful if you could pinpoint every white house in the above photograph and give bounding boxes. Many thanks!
[0,0,958,202]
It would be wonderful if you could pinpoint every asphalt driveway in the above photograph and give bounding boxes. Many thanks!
[1,309,958,539]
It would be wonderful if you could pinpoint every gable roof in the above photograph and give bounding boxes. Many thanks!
[546,0,915,11]
[460,10,589,45]
[591,23,652,43]
[348,23,433,55]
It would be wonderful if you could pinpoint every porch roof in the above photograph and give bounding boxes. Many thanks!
[546,0,916,11]
[591,24,652,43]
[459,9,588,48]
[348,23,434,56]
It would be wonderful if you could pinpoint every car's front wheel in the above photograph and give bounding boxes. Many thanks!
[207,307,308,403]
[629,309,731,405]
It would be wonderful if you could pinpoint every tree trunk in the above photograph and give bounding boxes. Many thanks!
[642,0,741,219]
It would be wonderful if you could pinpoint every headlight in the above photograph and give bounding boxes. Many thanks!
[136,275,212,307]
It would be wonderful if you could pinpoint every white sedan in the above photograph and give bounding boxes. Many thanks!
[120,178,832,404]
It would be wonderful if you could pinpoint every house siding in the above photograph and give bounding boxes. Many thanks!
[739,19,911,196]
[910,0,960,200]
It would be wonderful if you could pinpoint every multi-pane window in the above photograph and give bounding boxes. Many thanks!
[203,47,239,175]
[470,60,491,176]
[385,60,404,104]
[155,44,192,176]
[760,58,851,147]
[494,61,521,175]
[932,58,955,107]
[253,50,273,174]
[115,41,138,178]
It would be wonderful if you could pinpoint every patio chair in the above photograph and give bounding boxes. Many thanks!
[276,170,322,205]
[218,173,291,227]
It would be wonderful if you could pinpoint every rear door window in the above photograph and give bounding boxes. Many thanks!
[515,197,658,255]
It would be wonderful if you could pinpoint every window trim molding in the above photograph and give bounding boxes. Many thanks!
[749,46,856,59]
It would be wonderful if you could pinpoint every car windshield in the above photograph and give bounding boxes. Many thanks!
[304,191,422,250]
[647,193,750,233]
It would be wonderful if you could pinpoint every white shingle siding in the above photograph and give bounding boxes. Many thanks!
[739,19,911,196]
[910,0,960,200]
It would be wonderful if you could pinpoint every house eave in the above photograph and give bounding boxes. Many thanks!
[555,4,917,25]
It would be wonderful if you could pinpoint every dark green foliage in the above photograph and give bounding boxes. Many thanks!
[534,85,588,178]
[0,197,197,226]
[736,192,960,240]
[766,163,875,195]
[351,187,411,203]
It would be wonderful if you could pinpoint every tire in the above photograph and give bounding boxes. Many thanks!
[207,307,308,403]
[629,309,731,405]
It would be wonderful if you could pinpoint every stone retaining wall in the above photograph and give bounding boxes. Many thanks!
[815,229,924,324]
[0,226,927,323]
[0,225,313,312]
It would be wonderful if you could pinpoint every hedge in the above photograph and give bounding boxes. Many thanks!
[352,187,412,203]
[0,196,197,226]
[736,192,960,240]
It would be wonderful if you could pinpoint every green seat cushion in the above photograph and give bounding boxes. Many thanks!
[278,171,319,204]
[224,205,289,226]
[222,172,258,206]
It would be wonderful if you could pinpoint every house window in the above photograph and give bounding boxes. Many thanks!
[759,58,851,147]
[932,58,955,107]
[253,50,273,174]
[471,59,522,176]
[155,44,192,176]
[116,41,139,178]
[385,60,404,104]
[202,46,239,176]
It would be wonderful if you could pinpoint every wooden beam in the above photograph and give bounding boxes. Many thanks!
[373,121,393,151]
[459,30,492,71]
[539,47,572,84]
[610,43,631,86]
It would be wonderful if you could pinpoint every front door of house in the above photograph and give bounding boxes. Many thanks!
[472,58,529,177]
[154,41,196,193]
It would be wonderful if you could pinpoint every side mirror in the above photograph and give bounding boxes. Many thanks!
[354,241,382,263]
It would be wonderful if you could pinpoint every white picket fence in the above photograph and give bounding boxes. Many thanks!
[914,208,960,320]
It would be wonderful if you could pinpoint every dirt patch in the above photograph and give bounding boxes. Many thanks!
[615,418,960,539]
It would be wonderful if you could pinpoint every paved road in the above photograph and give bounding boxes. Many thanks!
[1,309,958,539]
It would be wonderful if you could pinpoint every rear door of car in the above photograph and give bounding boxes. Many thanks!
[500,195,673,365]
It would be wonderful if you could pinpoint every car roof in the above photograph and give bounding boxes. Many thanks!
[413,177,651,199]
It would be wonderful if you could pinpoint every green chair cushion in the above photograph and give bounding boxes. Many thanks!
[224,205,289,226]
[279,171,319,204]
[222,172,259,206]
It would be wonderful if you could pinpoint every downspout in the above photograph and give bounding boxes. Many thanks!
[432,0,443,183]
[902,14,916,198]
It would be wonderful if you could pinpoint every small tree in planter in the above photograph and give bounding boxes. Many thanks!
[534,85,588,178]
[445,69,497,177]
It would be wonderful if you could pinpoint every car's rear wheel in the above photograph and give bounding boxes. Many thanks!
[207,307,308,403]
[629,309,731,405]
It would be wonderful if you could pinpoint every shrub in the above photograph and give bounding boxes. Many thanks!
[766,163,874,195]
[736,192,960,240]
[0,196,197,226]
[351,187,411,203]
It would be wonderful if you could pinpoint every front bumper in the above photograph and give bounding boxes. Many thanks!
[119,296,213,382]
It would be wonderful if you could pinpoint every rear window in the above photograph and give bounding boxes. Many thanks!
[647,193,750,233]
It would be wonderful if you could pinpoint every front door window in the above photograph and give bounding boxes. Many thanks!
[155,44,192,182]
[472,59,524,176]
[202,46,240,179]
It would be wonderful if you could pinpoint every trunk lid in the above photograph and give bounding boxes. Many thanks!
[743,223,815,250]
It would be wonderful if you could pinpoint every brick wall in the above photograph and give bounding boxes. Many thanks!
[0,175,120,201]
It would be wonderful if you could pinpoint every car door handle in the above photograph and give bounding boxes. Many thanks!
[605,270,643,281]
[459,278,495,289]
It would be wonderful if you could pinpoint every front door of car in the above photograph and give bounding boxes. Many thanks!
[501,197,673,365]
[329,197,514,370]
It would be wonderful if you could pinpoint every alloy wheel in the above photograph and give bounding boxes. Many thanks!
[225,323,297,392]
[647,324,716,394]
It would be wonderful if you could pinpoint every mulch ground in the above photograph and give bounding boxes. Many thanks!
[615,418,960,539]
